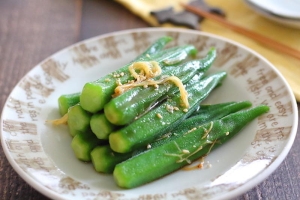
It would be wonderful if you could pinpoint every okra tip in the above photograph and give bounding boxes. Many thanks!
[104,102,125,126]
[209,47,216,52]
[109,131,131,153]
[113,166,130,188]
[80,82,105,113]
[91,146,112,173]
[255,104,270,113]
[189,48,198,58]
[58,96,69,116]
[159,36,173,43]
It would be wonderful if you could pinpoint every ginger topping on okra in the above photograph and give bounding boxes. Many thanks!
[200,122,214,139]
[165,122,216,164]
[165,141,204,164]
[112,60,190,108]
[129,61,161,81]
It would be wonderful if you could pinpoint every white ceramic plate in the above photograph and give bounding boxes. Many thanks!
[245,0,300,28]
[247,0,300,19]
[1,28,298,200]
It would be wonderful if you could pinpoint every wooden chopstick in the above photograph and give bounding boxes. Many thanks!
[181,3,300,60]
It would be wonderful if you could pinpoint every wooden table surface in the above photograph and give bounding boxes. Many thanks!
[0,0,299,199]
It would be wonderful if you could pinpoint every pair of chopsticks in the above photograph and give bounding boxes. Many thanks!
[181,4,300,60]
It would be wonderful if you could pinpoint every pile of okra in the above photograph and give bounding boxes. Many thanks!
[56,36,269,189]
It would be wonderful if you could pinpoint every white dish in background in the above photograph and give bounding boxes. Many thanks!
[0,28,298,200]
[245,0,300,29]
[247,0,300,19]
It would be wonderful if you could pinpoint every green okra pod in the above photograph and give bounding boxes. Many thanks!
[134,36,173,60]
[104,48,217,125]
[190,101,236,117]
[90,112,118,139]
[109,71,227,153]
[113,104,270,188]
[67,104,92,137]
[58,37,173,115]
[188,100,252,122]
[154,100,253,145]
[71,129,108,162]
[91,145,133,173]
[58,92,81,116]
[80,44,198,113]
[90,101,251,173]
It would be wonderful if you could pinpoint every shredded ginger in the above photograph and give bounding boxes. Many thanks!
[129,61,161,81]
[113,61,190,108]
[46,113,68,125]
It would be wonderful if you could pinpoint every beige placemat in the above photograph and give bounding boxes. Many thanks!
[116,0,300,102]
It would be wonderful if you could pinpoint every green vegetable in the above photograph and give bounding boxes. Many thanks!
[109,71,227,153]
[71,129,107,162]
[90,101,251,173]
[189,100,252,121]
[67,104,91,136]
[80,44,198,113]
[68,126,82,138]
[58,36,173,116]
[134,36,172,61]
[190,101,235,117]
[104,48,217,125]
[91,145,133,173]
[58,92,80,116]
[113,104,270,188]
[90,112,118,139]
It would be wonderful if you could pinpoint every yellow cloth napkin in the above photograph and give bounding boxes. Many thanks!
[116,0,300,101]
